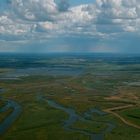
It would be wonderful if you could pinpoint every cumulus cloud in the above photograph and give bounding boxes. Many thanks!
[0,15,32,36]
[11,0,58,21]
[0,0,140,42]
[95,0,140,33]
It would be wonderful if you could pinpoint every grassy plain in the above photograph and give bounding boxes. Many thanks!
[0,54,140,140]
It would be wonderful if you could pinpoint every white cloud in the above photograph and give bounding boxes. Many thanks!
[0,15,32,35]
[11,0,58,21]
[95,0,140,33]
[1,0,140,41]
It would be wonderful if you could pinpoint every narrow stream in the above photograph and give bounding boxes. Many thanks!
[0,88,115,139]
[38,95,115,140]
[0,88,22,135]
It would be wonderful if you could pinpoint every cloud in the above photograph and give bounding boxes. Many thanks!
[10,0,58,21]
[95,0,140,33]
[0,15,33,38]
[0,0,139,37]
[0,0,140,53]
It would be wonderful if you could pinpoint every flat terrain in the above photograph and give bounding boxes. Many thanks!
[0,53,140,140]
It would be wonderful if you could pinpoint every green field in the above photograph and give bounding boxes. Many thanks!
[118,107,140,126]
[0,55,140,140]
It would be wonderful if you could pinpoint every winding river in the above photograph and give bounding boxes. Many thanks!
[0,88,115,139]
[38,95,115,140]
[0,88,22,135]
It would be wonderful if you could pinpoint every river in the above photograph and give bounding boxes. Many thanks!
[0,88,22,135]
[37,95,115,140]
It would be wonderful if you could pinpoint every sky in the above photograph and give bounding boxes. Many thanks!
[0,0,140,53]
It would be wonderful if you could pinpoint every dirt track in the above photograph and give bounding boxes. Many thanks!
[104,105,140,130]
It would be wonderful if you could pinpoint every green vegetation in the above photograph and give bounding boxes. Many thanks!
[0,108,13,123]
[105,114,140,140]
[118,107,140,126]
[0,55,140,140]
[0,101,5,108]
[0,69,11,74]
[72,120,107,133]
